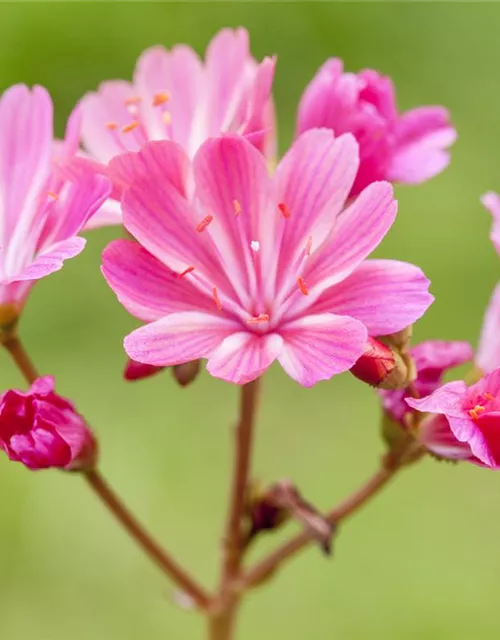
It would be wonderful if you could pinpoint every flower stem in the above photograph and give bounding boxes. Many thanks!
[220,379,260,584]
[85,469,210,609]
[2,334,211,610]
[240,441,420,590]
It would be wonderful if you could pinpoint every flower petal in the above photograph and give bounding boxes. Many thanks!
[278,313,367,387]
[124,311,238,367]
[4,237,86,283]
[102,239,214,322]
[207,332,283,384]
[476,283,500,374]
[406,380,468,417]
[387,106,456,183]
[481,192,500,257]
[311,259,433,336]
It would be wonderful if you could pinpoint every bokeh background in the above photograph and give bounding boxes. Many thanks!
[0,2,499,638]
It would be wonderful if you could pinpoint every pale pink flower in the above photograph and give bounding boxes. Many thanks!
[101,130,433,386]
[476,283,500,374]
[297,59,456,196]
[80,27,275,226]
[0,85,111,309]
[0,376,97,471]
[407,369,500,468]
[481,191,500,257]
[379,340,473,424]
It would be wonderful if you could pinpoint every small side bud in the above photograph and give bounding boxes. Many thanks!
[0,303,20,341]
[172,360,201,387]
[0,376,97,471]
[380,325,413,353]
[351,338,413,390]
[124,358,165,382]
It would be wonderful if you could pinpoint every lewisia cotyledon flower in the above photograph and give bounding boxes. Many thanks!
[407,369,500,468]
[102,129,433,386]
[81,27,275,209]
[297,59,456,197]
[379,340,473,424]
[0,84,111,311]
[0,376,97,471]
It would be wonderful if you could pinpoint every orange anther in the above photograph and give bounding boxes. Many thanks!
[178,266,195,278]
[233,199,242,216]
[469,405,486,420]
[162,111,172,125]
[152,92,170,107]
[47,191,59,201]
[212,287,222,311]
[124,96,142,106]
[305,236,312,256]
[105,121,118,131]
[278,202,291,219]
[297,276,309,296]
[196,215,214,233]
[121,121,139,133]
[247,313,270,325]
[484,392,495,401]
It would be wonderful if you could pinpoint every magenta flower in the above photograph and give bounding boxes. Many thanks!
[407,369,500,468]
[476,284,500,374]
[481,191,500,257]
[0,85,111,310]
[0,376,97,471]
[378,340,473,424]
[297,59,456,196]
[81,27,275,206]
[102,129,433,386]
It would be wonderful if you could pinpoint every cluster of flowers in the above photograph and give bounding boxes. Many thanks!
[0,28,497,472]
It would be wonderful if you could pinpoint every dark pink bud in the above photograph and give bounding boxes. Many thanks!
[0,376,97,471]
[350,338,409,389]
[124,358,165,381]
[172,360,201,387]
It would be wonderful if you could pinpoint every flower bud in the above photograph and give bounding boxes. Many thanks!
[350,337,413,390]
[172,361,201,387]
[124,358,165,381]
[0,376,97,471]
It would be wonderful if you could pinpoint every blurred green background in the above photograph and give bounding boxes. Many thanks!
[0,2,499,639]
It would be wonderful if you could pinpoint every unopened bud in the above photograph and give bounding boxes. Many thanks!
[379,325,413,353]
[172,360,201,387]
[351,338,413,390]
[124,358,165,382]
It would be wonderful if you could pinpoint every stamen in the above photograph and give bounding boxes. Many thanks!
[124,96,142,106]
[233,199,242,216]
[305,236,313,256]
[162,111,172,125]
[178,266,195,278]
[196,215,214,233]
[47,191,59,201]
[297,276,309,296]
[212,287,222,311]
[121,121,139,134]
[278,202,291,219]
[105,121,119,131]
[469,405,486,420]
[247,313,270,325]
[250,240,260,253]
[484,392,495,401]
[153,92,170,107]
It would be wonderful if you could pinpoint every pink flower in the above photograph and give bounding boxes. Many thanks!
[407,369,500,468]
[0,376,97,471]
[476,284,500,374]
[0,85,111,310]
[378,340,473,424]
[80,27,275,214]
[481,192,500,257]
[101,129,433,386]
[297,59,456,196]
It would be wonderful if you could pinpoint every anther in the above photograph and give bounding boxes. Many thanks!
[247,313,270,324]
[196,215,214,233]
[124,96,142,106]
[297,276,309,296]
[278,202,291,219]
[162,111,172,125]
[47,191,59,201]
[469,405,486,420]
[178,266,195,278]
[484,392,495,401]
[121,121,139,134]
[212,287,222,311]
[105,121,119,131]
[233,199,242,216]
[305,236,313,256]
[153,92,170,107]
[250,240,260,253]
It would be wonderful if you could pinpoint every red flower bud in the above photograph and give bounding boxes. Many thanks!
[124,358,165,381]
[351,337,411,389]
[0,377,97,471]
